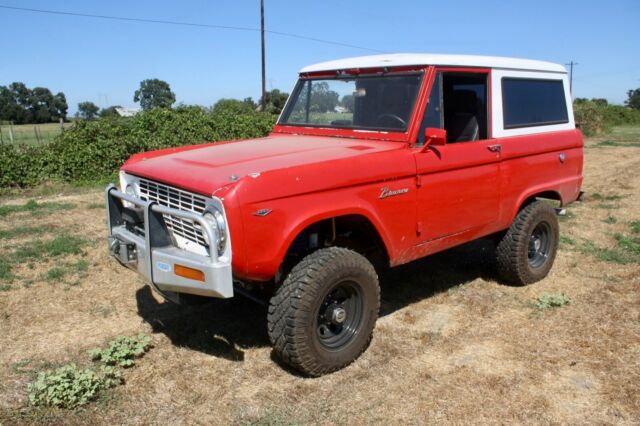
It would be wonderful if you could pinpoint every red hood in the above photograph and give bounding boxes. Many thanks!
[122,133,411,198]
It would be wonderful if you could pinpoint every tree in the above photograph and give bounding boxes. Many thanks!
[77,101,100,120]
[0,83,68,123]
[626,88,640,110]
[134,78,176,111]
[31,87,55,123]
[309,82,339,113]
[53,92,68,121]
[259,89,289,114]
[99,105,122,118]
[341,94,355,112]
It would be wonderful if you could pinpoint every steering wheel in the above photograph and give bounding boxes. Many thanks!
[376,113,407,128]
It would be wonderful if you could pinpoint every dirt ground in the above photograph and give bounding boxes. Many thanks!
[0,127,638,425]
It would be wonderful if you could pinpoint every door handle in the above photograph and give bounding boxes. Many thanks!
[487,144,502,153]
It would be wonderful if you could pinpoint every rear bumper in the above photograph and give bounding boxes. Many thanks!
[105,185,233,299]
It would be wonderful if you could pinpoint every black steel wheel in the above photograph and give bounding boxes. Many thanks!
[316,281,364,351]
[496,201,559,285]
[528,222,552,268]
[268,247,380,376]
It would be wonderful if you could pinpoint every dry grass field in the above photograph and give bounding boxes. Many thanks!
[0,127,639,425]
[0,122,74,146]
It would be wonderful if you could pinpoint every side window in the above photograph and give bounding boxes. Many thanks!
[418,72,443,145]
[442,73,488,143]
[420,71,489,144]
[502,78,568,128]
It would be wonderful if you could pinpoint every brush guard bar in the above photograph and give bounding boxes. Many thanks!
[105,184,233,300]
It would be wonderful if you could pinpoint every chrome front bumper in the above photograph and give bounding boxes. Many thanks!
[105,184,233,299]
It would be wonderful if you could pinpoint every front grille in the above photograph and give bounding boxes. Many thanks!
[138,178,209,247]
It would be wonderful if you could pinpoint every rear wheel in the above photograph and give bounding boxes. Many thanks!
[267,247,380,376]
[495,201,559,285]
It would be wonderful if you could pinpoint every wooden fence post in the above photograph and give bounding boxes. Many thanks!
[8,121,14,144]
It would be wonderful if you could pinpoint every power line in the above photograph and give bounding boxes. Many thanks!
[0,4,384,53]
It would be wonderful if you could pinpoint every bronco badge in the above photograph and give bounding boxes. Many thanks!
[379,187,409,199]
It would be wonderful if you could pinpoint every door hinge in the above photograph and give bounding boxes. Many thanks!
[416,221,423,236]
[416,175,423,188]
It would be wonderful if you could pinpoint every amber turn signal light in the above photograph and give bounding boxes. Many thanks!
[174,264,205,282]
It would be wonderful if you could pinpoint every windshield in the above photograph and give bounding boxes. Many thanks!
[279,73,423,132]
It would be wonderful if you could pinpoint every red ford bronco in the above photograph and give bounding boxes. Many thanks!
[106,54,584,376]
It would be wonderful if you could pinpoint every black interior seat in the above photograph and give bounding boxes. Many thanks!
[446,90,480,142]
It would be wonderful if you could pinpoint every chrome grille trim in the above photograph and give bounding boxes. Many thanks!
[138,179,209,248]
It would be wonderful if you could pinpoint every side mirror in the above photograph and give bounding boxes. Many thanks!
[423,128,446,149]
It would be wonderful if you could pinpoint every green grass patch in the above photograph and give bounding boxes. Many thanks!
[591,192,625,201]
[74,259,89,273]
[534,293,570,310]
[631,221,640,234]
[45,267,66,282]
[0,225,49,239]
[593,139,640,148]
[614,233,640,256]
[559,235,576,246]
[0,259,13,281]
[0,200,75,217]
[0,283,12,291]
[596,203,618,210]
[581,240,637,264]
[44,260,89,284]
[12,234,85,262]
[602,215,617,224]
[87,202,104,209]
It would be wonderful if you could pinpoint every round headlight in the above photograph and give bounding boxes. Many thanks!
[125,184,135,197]
[122,183,137,208]
[203,209,227,254]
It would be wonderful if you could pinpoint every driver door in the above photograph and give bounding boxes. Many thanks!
[413,69,501,253]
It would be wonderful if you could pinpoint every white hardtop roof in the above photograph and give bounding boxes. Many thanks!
[300,53,566,74]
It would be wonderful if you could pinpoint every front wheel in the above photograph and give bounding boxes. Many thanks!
[267,247,380,376]
[495,201,559,285]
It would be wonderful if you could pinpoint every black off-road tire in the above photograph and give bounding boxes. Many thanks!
[496,201,559,285]
[267,247,380,377]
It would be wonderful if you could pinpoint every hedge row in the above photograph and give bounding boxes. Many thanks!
[0,106,276,188]
[574,101,640,136]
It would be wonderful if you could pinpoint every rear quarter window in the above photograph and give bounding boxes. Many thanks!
[501,78,568,129]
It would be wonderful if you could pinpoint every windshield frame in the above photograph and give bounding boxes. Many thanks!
[274,68,429,142]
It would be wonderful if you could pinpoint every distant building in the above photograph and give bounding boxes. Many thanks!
[115,107,141,117]
[334,105,348,113]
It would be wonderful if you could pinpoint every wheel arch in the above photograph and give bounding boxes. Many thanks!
[276,210,392,278]
[511,188,562,221]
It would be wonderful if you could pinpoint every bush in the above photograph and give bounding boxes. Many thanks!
[534,292,570,310]
[28,364,122,408]
[574,100,640,136]
[28,333,151,409]
[88,334,152,368]
[0,107,276,188]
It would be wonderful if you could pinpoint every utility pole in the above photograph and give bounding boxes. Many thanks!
[565,61,578,94]
[260,0,266,111]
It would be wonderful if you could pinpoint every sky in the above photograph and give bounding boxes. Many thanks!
[0,0,638,114]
